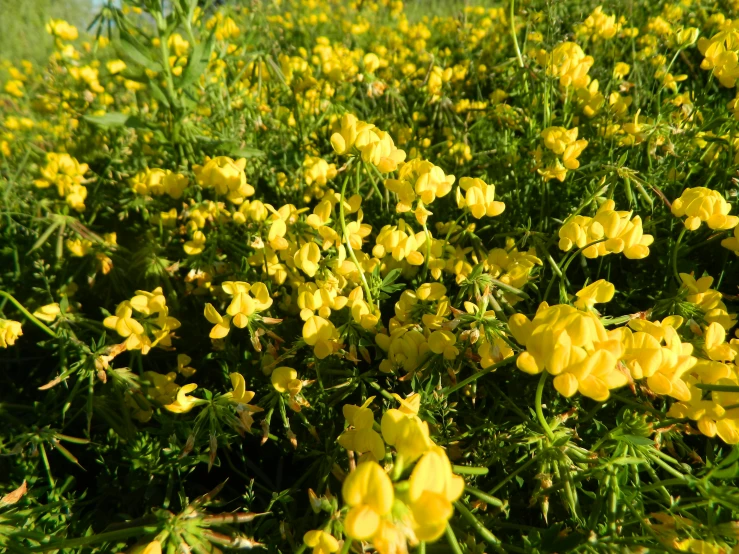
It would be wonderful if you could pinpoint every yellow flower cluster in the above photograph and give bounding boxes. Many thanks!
[575,6,621,42]
[104,287,181,354]
[538,42,594,89]
[559,199,654,259]
[698,22,739,88]
[204,281,273,339]
[193,156,254,204]
[455,177,505,219]
[680,274,736,330]
[130,168,189,199]
[671,187,739,231]
[508,273,739,431]
[486,239,543,304]
[375,283,454,373]
[331,114,406,173]
[384,158,455,225]
[510,291,628,401]
[537,126,588,181]
[34,153,89,212]
[338,394,464,551]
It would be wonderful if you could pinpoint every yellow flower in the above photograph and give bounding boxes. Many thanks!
[331,114,406,172]
[384,158,455,222]
[303,156,337,188]
[540,42,594,89]
[677,27,699,48]
[65,184,87,211]
[129,540,163,554]
[294,242,322,277]
[576,6,619,41]
[142,371,178,405]
[176,354,197,377]
[679,273,736,329]
[184,231,206,255]
[613,62,631,80]
[511,303,628,401]
[193,156,254,204]
[204,303,231,339]
[271,366,300,394]
[164,383,204,414]
[303,530,339,554]
[303,315,338,359]
[130,288,167,315]
[407,446,465,542]
[373,220,426,266]
[106,59,127,74]
[331,114,368,154]
[381,395,432,464]
[573,280,615,311]
[33,303,61,323]
[226,372,255,405]
[456,177,505,219]
[356,129,406,173]
[0,319,23,348]
[376,327,430,374]
[338,397,386,461]
[558,200,653,260]
[46,19,79,41]
[4,80,24,97]
[668,376,739,444]
[104,301,145,339]
[699,27,739,88]
[671,187,739,231]
[428,330,458,360]
[363,53,381,73]
[342,461,394,541]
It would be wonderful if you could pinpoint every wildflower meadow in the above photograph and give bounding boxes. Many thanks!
[4,0,739,552]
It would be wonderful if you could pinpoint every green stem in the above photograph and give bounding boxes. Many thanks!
[339,169,376,313]
[365,379,395,402]
[29,525,160,551]
[452,465,489,476]
[443,355,518,396]
[445,524,463,554]
[455,501,504,551]
[535,372,555,442]
[464,485,504,507]
[509,0,524,68]
[488,278,531,300]
[443,212,467,246]
[672,227,687,284]
[0,290,57,338]
[695,383,739,393]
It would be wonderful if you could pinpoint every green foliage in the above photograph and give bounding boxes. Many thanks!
[3,0,739,553]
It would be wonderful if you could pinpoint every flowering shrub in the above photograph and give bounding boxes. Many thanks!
[3,1,739,553]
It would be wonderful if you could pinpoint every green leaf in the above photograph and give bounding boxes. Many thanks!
[83,112,130,128]
[180,30,216,88]
[382,268,403,286]
[615,434,655,446]
[115,36,162,72]
[610,456,646,465]
[231,147,266,159]
[712,461,739,480]
[148,80,171,108]
[29,220,61,253]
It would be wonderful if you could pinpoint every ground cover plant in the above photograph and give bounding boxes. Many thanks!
[3,0,739,552]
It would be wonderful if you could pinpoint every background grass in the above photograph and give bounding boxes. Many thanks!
[0,0,92,63]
